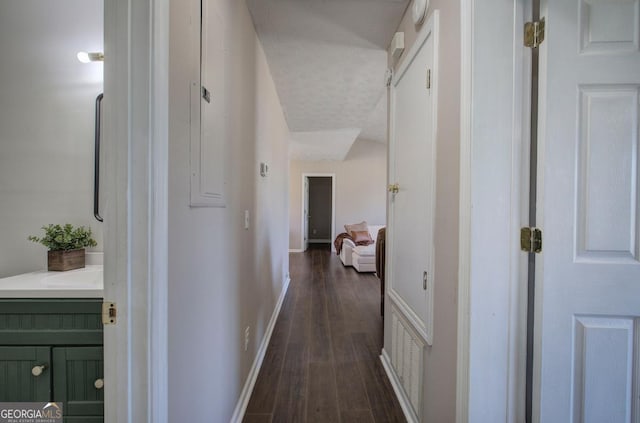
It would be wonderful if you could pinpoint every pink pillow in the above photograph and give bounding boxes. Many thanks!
[351,230,373,245]
[344,221,368,234]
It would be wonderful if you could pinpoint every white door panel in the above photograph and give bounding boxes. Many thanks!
[536,0,640,421]
[387,11,438,345]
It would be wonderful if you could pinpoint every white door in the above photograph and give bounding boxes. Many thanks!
[304,176,309,251]
[535,1,640,421]
[387,12,438,345]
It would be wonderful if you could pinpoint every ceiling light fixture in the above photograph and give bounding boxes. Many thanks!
[77,51,104,63]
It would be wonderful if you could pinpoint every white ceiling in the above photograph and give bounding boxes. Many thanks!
[246,0,408,160]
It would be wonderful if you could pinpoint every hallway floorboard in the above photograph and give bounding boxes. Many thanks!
[244,245,406,423]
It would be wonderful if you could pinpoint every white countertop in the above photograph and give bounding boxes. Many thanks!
[0,265,103,298]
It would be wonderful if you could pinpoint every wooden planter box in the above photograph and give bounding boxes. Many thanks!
[48,249,85,271]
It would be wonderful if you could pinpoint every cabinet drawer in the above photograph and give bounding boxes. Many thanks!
[0,346,50,402]
[0,299,103,345]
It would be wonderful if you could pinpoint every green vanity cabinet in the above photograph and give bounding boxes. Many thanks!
[0,299,104,422]
[53,347,104,422]
[0,346,51,401]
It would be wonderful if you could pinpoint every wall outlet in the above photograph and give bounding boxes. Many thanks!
[312,229,317,235]
[244,210,250,230]
[244,326,250,352]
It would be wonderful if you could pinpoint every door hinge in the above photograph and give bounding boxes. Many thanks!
[201,86,211,103]
[426,68,431,89]
[102,302,117,325]
[520,227,542,253]
[524,18,545,48]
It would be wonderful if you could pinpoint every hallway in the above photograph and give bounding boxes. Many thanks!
[244,246,405,422]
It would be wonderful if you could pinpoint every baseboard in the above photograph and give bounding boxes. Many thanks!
[380,349,418,423]
[288,249,304,253]
[230,276,291,422]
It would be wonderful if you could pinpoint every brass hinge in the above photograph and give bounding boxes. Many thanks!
[520,227,542,253]
[102,302,117,325]
[524,19,545,48]
[426,68,431,89]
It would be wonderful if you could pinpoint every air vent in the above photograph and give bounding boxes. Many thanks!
[391,306,424,418]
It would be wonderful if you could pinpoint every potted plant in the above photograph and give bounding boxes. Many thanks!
[28,224,97,271]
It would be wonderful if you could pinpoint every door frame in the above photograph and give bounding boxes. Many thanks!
[456,0,530,421]
[301,173,336,251]
[103,0,169,421]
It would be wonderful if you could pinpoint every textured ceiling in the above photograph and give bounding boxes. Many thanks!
[289,128,362,161]
[246,0,408,159]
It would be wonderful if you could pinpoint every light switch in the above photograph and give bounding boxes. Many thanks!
[244,210,250,229]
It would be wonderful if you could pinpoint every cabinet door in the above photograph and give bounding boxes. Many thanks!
[52,347,103,421]
[0,346,50,401]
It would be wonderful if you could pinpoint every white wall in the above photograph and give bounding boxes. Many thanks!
[167,0,290,420]
[384,2,461,421]
[0,0,104,278]
[289,139,387,250]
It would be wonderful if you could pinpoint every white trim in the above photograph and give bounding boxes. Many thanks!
[230,276,291,423]
[387,290,429,344]
[103,0,169,421]
[148,0,170,420]
[288,249,304,253]
[461,1,528,421]
[509,1,530,421]
[380,349,418,423]
[301,173,336,252]
[456,1,473,422]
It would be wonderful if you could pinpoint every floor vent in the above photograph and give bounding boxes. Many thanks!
[390,306,425,418]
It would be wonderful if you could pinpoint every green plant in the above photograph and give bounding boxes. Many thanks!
[28,224,97,251]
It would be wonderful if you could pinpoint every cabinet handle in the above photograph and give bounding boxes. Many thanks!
[32,364,47,377]
[94,378,104,390]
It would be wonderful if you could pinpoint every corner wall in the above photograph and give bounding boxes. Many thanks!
[289,139,387,250]
[168,0,290,420]
[384,2,461,421]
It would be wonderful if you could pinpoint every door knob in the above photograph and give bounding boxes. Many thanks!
[32,364,47,377]
[94,378,104,390]
[388,183,400,194]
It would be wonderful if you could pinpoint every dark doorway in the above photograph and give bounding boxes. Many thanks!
[307,177,333,245]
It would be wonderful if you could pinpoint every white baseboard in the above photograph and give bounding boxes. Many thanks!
[380,349,418,423]
[288,249,304,253]
[230,276,291,422]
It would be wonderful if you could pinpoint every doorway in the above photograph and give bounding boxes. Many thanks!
[301,173,336,252]
[307,177,333,245]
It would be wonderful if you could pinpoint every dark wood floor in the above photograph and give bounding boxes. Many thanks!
[244,244,406,423]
